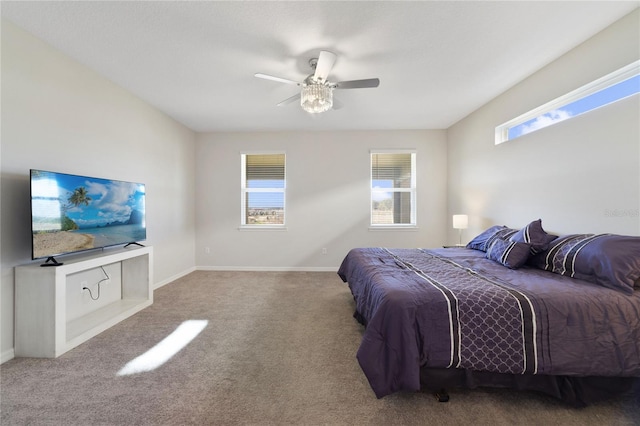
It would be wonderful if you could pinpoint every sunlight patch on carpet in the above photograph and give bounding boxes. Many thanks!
[117,320,208,376]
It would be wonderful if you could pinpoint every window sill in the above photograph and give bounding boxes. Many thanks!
[368,226,418,231]
[238,226,288,231]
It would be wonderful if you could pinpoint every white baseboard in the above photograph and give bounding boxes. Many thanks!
[196,266,338,272]
[1,348,15,364]
[153,266,196,290]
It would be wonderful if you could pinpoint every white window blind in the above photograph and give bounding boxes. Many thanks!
[371,151,416,226]
[241,153,286,226]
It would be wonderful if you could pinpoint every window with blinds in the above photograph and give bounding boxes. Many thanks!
[371,151,416,226]
[241,153,286,226]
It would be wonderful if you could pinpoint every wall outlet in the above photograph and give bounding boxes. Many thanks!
[204,247,211,254]
[321,248,327,255]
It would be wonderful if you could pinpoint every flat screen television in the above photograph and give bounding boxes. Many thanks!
[30,169,146,266]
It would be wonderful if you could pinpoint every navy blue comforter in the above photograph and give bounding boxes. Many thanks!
[337,247,640,398]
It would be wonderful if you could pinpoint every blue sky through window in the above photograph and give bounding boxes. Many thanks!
[509,74,640,139]
[246,192,284,208]
[247,179,284,189]
[246,179,284,208]
[372,179,392,201]
[372,180,392,188]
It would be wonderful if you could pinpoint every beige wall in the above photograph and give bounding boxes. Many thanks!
[1,20,197,361]
[447,9,640,241]
[195,130,448,269]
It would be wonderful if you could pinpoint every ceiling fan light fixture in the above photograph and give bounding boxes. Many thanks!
[300,83,333,114]
[255,50,379,113]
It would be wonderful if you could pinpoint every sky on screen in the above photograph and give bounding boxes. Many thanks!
[32,172,145,225]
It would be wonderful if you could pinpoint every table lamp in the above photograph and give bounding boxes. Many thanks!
[453,214,468,246]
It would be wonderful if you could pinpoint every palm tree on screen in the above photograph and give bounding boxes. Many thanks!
[67,187,92,207]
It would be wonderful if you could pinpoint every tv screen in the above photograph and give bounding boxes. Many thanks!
[30,169,146,262]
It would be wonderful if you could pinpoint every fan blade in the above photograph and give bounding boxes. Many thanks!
[334,78,380,89]
[255,73,301,86]
[313,51,337,83]
[277,93,301,106]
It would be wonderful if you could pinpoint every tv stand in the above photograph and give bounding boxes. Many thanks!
[40,256,63,267]
[15,246,153,358]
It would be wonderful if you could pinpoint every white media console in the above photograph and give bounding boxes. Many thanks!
[15,246,153,358]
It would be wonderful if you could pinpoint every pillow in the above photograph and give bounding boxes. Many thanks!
[530,233,640,295]
[486,238,531,269]
[466,225,517,252]
[528,234,592,270]
[510,219,557,255]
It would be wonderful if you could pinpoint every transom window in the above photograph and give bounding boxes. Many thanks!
[371,151,416,226]
[496,60,640,144]
[241,153,285,227]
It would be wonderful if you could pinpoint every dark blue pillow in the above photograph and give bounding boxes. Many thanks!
[486,237,531,269]
[466,225,517,252]
[510,219,557,255]
[530,233,640,295]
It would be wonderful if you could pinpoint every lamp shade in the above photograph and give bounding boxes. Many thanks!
[452,214,468,230]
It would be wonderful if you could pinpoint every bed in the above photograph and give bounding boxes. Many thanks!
[337,220,640,406]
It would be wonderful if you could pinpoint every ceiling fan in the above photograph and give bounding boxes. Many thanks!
[255,50,380,114]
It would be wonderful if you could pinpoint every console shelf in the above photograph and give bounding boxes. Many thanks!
[15,246,153,358]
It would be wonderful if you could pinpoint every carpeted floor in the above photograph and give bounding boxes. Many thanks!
[1,271,639,425]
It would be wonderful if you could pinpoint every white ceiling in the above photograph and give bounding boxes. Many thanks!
[2,1,638,133]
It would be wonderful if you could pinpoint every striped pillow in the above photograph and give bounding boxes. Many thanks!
[486,237,531,269]
[530,233,640,294]
[466,225,517,252]
[510,219,557,255]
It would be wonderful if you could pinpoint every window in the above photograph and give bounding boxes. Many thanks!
[371,151,416,226]
[241,153,285,227]
[496,60,640,144]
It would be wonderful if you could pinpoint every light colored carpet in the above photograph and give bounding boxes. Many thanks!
[1,271,639,425]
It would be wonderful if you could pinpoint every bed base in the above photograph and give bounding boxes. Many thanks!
[420,367,637,407]
[433,388,450,402]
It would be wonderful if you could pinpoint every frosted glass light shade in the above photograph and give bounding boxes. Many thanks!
[301,83,333,113]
